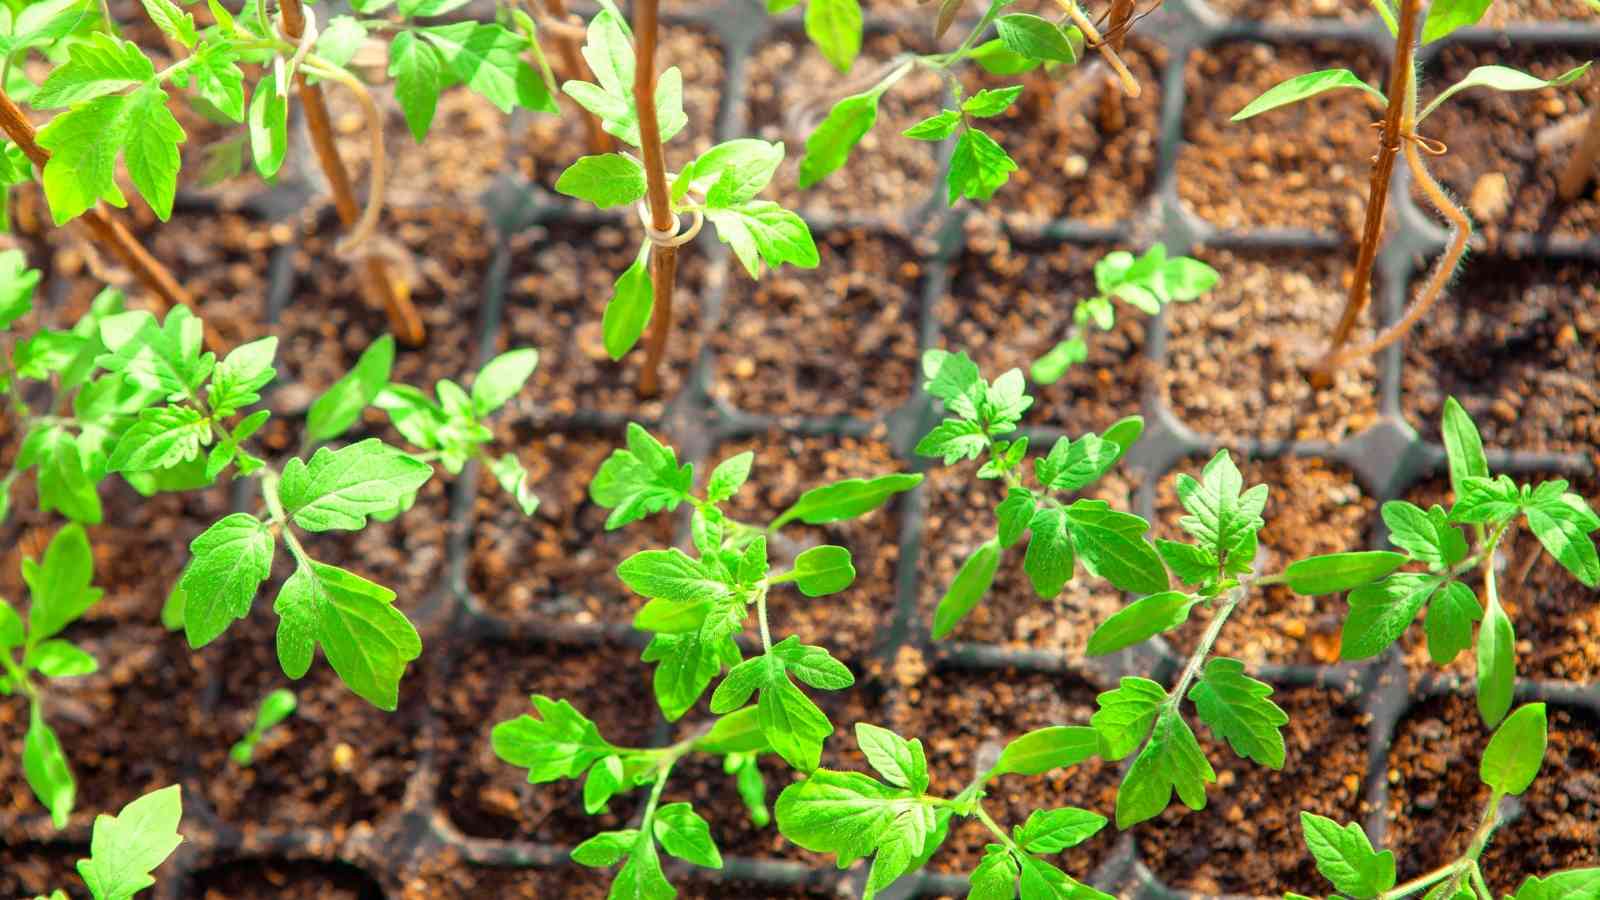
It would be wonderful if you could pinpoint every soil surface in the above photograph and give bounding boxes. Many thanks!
[710,228,929,418]
[1178,40,1385,235]
[1161,248,1379,444]
[188,860,387,899]
[1386,695,1600,895]
[1200,0,1369,21]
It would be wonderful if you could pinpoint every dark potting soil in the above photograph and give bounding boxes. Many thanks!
[708,429,911,661]
[1400,256,1600,458]
[889,662,1122,879]
[1156,455,1376,667]
[0,842,93,899]
[915,465,1136,656]
[1418,45,1600,249]
[1160,248,1380,444]
[1199,0,1369,22]
[497,222,709,417]
[187,859,386,899]
[744,30,946,218]
[1136,686,1372,895]
[1177,40,1386,235]
[936,222,1145,434]
[403,855,849,899]
[960,38,1165,229]
[1386,695,1600,895]
[708,228,930,420]
[1481,0,1600,25]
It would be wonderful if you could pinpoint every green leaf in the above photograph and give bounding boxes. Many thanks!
[1187,657,1288,768]
[389,31,443,142]
[33,33,153,108]
[902,109,962,141]
[582,753,624,813]
[1231,69,1385,121]
[1441,397,1488,500]
[805,0,861,72]
[1023,506,1075,599]
[915,417,989,464]
[1115,709,1214,827]
[599,240,653,360]
[1086,591,1197,656]
[36,94,127,224]
[272,560,423,710]
[491,694,614,783]
[642,624,730,722]
[25,523,103,644]
[1299,812,1396,899]
[654,802,722,869]
[471,348,538,417]
[1382,501,1468,569]
[771,636,854,690]
[590,423,694,529]
[696,707,768,754]
[0,248,39,328]
[799,86,884,188]
[1340,573,1443,660]
[24,703,75,828]
[1420,62,1591,121]
[1511,869,1600,900]
[1480,702,1547,796]
[96,306,209,400]
[994,487,1036,549]
[612,836,675,900]
[140,0,197,47]
[307,335,395,442]
[1451,474,1522,525]
[703,452,753,505]
[1064,501,1167,595]
[35,429,101,524]
[1035,433,1122,492]
[775,769,901,865]
[770,473,922,528]
[855,723,929,793]
[946,127,1016,204]
[1285,551,1409,595]
[1420,0,1492,43]
[1090,676,1164,760]
[77,784,183,900]
[27,639,97,677]
[187,44,246,123]
[970,845,1021,899]
[179,513,274,647]
[685,139,784,207]
[962,85,1023,118]
[247,76,288,178]
[793,545,855,596]
[1523,491,1600,587]
[1476,602,1516,727]
[556,153,647,208]
[1423,580,1481,665]
[993,725,1097,777]
[932,538,1000,639]
[279,440,432,532]
[571,829,638,867]
[208,336,278,416]
[0,598,22,649]
[108,405,207,473]
[969,38,1041,75]
[421,22,554,114]
[706,200,819,279]
[618,548,730,603]
[119,84,184,221]
[1173,450,1267,564]
[1017,808,1106,853]
[995,14,1079,64]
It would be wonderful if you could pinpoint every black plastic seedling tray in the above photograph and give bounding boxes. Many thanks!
[7,0,1599,895]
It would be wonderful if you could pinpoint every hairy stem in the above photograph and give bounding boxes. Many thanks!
[632,0,679,399]
[1163,584,1245,712]
[1054,0,1139,98]
[973,802,1024,855]
[1381,862,1463,899]
[1318,0,1420,373]
[1557,90,1600,200]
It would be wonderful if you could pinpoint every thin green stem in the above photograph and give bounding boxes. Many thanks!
[973,802,1022,855]
[1467,863,1493,900]
[0,646,38,702]
[1163,583,1247,714]
[1380,862,1463,899]
[755,586,773,653]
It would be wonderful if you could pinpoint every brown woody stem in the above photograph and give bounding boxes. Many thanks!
[280,0,425,347]
[633,0,679,400]
[545,0,612,154]
[1319,0,1419,372]
[1055,0,1139,98]
[1557,91,1600,201]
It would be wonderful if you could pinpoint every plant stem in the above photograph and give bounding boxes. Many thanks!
[0,89,214,349]
[1164,583,1246,712]
[1317,0,1420,377]
[973,802,1024,855]
[1053,0,1139,97]
[1381,862,1463,899]
[632,0,679,399]
[1097,0,1135,131]
[543,0,612,154]
[756,586,774,653]
[0,646,37,703]
[278,0,425,348]
[1557,90,1600,200]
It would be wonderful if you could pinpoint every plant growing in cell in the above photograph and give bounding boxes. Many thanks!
[489,422,921,895]
[1292,703,1598,900]
[1231,0,1592,378]
[777,721,1116,898]
[229,687,297,765]
[1030,244,1218,385]
[1288,399,1600,727]
[28,784,185,899]
[799,0,1151,207]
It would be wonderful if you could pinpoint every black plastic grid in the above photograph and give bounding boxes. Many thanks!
[5,0,1600,895]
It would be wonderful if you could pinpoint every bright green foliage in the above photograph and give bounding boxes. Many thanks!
[798,63,910,188]
[562,10,685,147]
[76,785,184,900]
[1420,0,1493,43]
[279,440,433,531]
[992,725,1097,776]
[1300,813,1396,899]
[1186,658,1287,768]
[229,688,297,766]
[1115,709,1214,829]
[274,559,422,710]
[994,14,1079,64]
[307,335,395,443]
[1480,702,1546,797]
[805,0,862,72]
[590,422,695,529]
[1232,69,1386,121]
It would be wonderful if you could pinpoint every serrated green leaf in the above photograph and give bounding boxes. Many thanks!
[1340,572,1443,660]
[179,513,273,647]
[76,784,183,900]
[571,829,638,867]
[1382,501,1469,569]
[33,33,153,108]
[654,802,722,869]
[1115,709,1214,828]
[272,560,422,710]
[556,153,647,208]
[421,21,555,114]
[207,336,277,416]
[618,548,730,603]
[278,440,432,532]
[1423,580,1480,665]
[1300,812,1395,899]
[492,694,614,783]
[1064,501,1167,595]
[706,200,819,280]
[1524,492,1600,587]
[1187,657,1288,768]
[799,85,884,188]
[471,348,538,417]
[1023,506,1075,599]
[855,723,928,793]
[805,0,861,72]
[1090,676,1165,760]
[1018,807,1106,853]
[1174,450,1267,565]
[389,30,443,142]
[1510,869,1600,900]
[963,85,1023,118]
[903,109,962,141]
[995,14,1078,64]
[947,127,1016,204]
[590,423,694,529]
[970,845,1021,899]
[775,769,901,865]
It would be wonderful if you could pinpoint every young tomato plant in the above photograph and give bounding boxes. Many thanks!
[553,6,819,395]
[1288,399,1600,727]
[29,784,185,899]
[777,722,1113,899]
[1232,0,1591,376]
[1030,244,1218,385]
[229,687,296,765]
[1293,703,1597,900]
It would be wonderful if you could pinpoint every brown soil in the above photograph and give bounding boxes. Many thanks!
[1483,0,1599,25]
[890,662,1122,878]
[935,222,1147,434]
[915,465,1136,655]
[188,859,385,899]
[1200,0,1369,21]
[1386,695,1600,894]
[1398,476,1600,684]
[1161,248,1380,444]
[525,27,726,194]
[1157,455,1377,667]
[1417,45,1600,249]
[1137,686,1372,895]
[710,227,927,418]
[1178,40,1386,234]
[0,842,91,898]
[497,222,709,417]
[961,38,1165,228]
[710,429,911,660]
[404,855,847,899]
[1400,256,1600,457]
[744,31,945,218]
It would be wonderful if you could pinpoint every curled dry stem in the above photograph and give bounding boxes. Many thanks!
[1054,0,1140,98]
